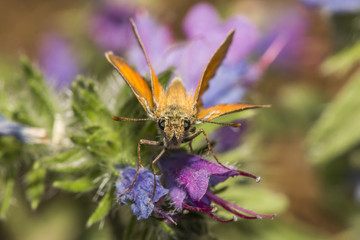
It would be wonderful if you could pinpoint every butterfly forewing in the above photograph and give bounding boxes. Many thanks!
[105,52,154,114]
[197,103,270,121]
[193,30,235,110]
[130,18,164,106]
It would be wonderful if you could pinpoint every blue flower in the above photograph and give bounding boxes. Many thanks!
[159,153,275,222]
[302,0,360,13]
[0,114,47,143]
[116,167,169,220]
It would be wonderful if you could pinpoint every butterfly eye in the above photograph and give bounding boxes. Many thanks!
[184,120,191,131]
[158,119,166,130]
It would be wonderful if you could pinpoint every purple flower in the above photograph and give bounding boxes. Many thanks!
[302,0,360,13]
[0,114,47,144]
[126,12,175,75]
[169,2,259,94]
[200,62,249,108]
[38,33,79,90]
[183,3,259,64]
[165,2,285,109]
[213,120,248,153]
[159,153,275,222]
[89,4,134,52]
[261,9,309,70]
[116,167,170,220]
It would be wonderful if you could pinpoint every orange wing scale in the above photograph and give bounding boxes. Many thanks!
[193,30,235,109]
[130,19,164,105]
[197,104,270,121]
[105,52,154,113]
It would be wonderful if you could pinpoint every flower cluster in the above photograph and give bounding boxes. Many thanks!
[116,154,275,223]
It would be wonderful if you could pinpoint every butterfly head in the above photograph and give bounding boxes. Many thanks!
[156,111,194,149]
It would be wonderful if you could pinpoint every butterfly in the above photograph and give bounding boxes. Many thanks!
[106,19,269,203]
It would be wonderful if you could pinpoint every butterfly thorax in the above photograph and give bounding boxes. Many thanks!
[154,78,196,148]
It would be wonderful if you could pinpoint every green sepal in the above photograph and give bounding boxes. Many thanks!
[53,176,97,193]
[44,149,95,173]
[0,178,15,219]
[19,56,56,129]
[25,161,46,210]
[86,188,115,227]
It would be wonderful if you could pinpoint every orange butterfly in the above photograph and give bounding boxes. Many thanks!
[106,19,269,203]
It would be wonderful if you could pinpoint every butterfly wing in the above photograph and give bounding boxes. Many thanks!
[193,30,235,110]
[105,52,154,114]
[197,104,270,121]
[130,19,164,106]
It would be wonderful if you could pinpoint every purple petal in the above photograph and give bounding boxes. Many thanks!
[222,16,259,64]
[261,9,309,68]
[38,33,79,90]
[200,62,249,107]
[126,12,174,75]
[167,39,214,91]
[89,4,134,51]
[171,3,259,95]
[161,153,241,203]
[169,186,187,209]
[183,2,220,38]
[211,120,248,153]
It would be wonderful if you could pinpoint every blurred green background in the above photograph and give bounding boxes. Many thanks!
[1,0,360,240]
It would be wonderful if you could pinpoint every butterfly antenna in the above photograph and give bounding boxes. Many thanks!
[199,120,242,128]
[112,116,153,122]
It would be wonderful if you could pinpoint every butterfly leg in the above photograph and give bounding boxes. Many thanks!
[188,140,194,153]
[184,129,230,170]
[118,139,162,199]
[147,147,166,205]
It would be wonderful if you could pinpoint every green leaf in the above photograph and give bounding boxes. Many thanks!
[321,40,360,77]
[86,188,114,227]
[45,149,95,173]
[307,70,360,164]
[25,161,46,210]
[0,178,14,219]
[20,56,56,128]
[53,177,97,193]
[71,77,111,126]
